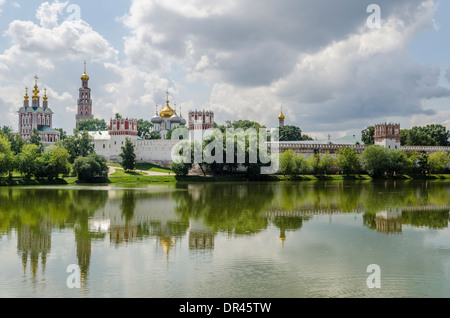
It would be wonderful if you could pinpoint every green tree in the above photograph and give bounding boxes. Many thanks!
[294,154,309,175]
[279,125,303,141]
[137,119,153,139]
[361,145,390,178]
[428,151,449,174]
[336,147,361,174]
[30,129,44,152]
[16,144,40,179]
[149,131,161,140]
[227,120,264,130]
[77,118,109,132]
[167,126,189,140]
[280,149,296,176]
[387,150,411,175]
[318,152,335,175]
[0,135,14,178]
[119,137,136,171]
[46,145,71,180]
[73,153,109,182]
[55,128,68,141]
[421,124,450,146]
[63,130,94,163]
[361,126,374,145]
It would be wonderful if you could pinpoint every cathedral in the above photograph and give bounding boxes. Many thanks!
[17,76,60,145]
[150,91,187,139]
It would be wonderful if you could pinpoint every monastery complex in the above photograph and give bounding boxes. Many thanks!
[15,63,450,167]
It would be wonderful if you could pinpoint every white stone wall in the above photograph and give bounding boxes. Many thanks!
[375,138,401,150]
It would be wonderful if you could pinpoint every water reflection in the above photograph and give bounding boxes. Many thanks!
[1,181,450,295]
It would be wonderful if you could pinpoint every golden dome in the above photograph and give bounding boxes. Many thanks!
[278,111,285,120]
[160,103,175,118]
[81,60,89,80]
[160,90,175,118]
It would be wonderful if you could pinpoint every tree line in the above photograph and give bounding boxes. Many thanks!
[0,126,137,183]
[361,124,450,147]
[279,146,450,178]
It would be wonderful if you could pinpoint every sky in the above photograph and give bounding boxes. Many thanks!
[0,0,449,140]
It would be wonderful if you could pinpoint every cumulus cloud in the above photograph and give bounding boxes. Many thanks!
[120,0,447,135]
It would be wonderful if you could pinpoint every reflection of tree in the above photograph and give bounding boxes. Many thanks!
[271,216,311,242]
[171,183,275,235]
[120,190,136,224]
[401,210,450,229]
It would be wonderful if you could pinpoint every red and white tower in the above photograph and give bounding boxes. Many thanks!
[188,110,214,142]
[76,61,93,129]
[374,123,401,150]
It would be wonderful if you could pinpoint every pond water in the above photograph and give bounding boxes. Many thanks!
[0,180,449,298]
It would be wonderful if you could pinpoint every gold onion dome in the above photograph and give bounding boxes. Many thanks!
[81,60,89,80]
[24,87,29,101]
[81,72,90,81]
[278,110,285,120]
[160,91,175,118]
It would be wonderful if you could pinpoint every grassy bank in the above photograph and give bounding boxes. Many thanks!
[3,171,450,187]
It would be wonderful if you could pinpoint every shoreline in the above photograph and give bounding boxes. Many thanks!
[2,173,450,187]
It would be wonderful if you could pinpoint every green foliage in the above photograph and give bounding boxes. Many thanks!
[15,144,40,179]
[428,151,449,174]
[336,147,361,174]
[226,119,264,130]
[77,118,109,132]
[171,161,191,176]
[45,145,71,180]
[137,119,154,139]
[318,152,336,175]
[280,149,296,176]
[361,145,390,178]
[149,131,161,140]
[63,130,94,163]
[387,150,413,175]
[0,135,14,177]
[166,126,189,140]
[279,125,302,141]
[402,124,450,146]
[361,126,374,145]
[119,137,136,171]
[73,153,109,182]
[30,129,44,152]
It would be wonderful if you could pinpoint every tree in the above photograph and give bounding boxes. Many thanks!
[137,119,153,139]
[149,131,161,140]
[294,154,309,175]
[166,126,189,140]
[421,124,450,146]
[387,149,412,175]
[119,137,136,171]
[361,126,374,145]
[73,153,109,182]
[0,135,14,178]
[428,151,449,174]
[279,125,303,141]
[115,113,123,119]
[361,145,390,178]
[45,145,71,180]
[227,120,264,130]
[280,150,296,176]
[318,152,335,175]
[30,129,44,152]
[63,130,94,163]
[336,147,361,174]
[77,119,109,132]
[16,144,40,179]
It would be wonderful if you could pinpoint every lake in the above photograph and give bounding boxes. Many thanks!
[0,180,449,298]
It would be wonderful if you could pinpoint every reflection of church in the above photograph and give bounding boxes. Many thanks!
[375,208,402,234]
[188,219,214,251]
[17,222,52,276]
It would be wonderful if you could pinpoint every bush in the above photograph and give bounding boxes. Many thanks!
[73,153,109,183]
